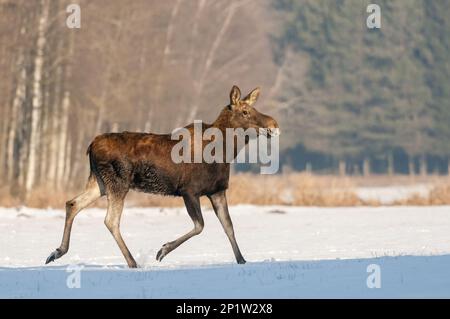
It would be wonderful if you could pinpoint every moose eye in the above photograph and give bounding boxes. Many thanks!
[242,110,249,116]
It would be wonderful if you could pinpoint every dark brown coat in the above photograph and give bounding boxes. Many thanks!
[46,85,279,267]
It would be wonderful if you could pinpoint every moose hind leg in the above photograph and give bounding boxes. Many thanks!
[156,194,204,262]
[208,190,246,264]
[104,193,137,268]
[46,175,102,264]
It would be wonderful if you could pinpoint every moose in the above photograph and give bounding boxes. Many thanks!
[46,85,280,268]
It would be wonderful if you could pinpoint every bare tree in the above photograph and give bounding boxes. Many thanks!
[25,0,50,192]
[0,0,276,202]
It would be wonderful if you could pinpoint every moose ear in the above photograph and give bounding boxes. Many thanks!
[229,85,241,107]
[242,87,260,106]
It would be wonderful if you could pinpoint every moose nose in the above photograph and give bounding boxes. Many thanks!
[267,119,280,137]
[268,127,280,137]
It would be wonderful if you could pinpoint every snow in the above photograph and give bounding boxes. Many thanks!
[356,184,432,204]
[1,205,450,298]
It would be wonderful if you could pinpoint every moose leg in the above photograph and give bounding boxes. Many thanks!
[208,190,246,264]
[156,194,204,262]
[46,175,102,264]
[104,192,137,268]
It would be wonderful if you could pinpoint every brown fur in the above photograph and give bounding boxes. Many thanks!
[46,85,279,267]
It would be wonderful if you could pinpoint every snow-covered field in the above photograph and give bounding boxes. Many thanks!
[356,184,432,204]
[1,205,450,298]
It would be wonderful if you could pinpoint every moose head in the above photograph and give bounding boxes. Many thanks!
[225,85,280,137]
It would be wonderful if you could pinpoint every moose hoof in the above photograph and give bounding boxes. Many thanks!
[156,244,171,262]
[237,257,246,265]
[45,249,63,264]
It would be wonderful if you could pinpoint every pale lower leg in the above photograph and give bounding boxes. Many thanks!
[104,194,137,268]
[46,177,101,264]
[156,194,204,262]
[209,191,246,264]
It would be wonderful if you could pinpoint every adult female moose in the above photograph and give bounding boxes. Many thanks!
[46,86,279,268]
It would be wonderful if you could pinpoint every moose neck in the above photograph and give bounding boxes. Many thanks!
[211,108,232,131]
[211,108,249,161]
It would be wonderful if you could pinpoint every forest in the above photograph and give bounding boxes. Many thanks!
[0,0,449,200]
[275,0,450,176]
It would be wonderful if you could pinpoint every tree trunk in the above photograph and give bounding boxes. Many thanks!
[25,0,50,193]
[7,57,26,184]
[56,26,75,188]
[419,155,427,177]
[189,1,239,122]
[150,0,183,128]
[69,126,86,189]
[339,160,346,176]
[95,19,124,133]
[56,91,70,188]
[353,164,360,176]
[408,156,415,177]
[38,70,51,186]
[175,0,206,127]
[387,152,394,176]
[0,105,8,180]
[47,63,63,188]
[63,135,72,186]
[363,158,371,177]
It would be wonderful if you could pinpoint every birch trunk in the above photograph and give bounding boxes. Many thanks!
[63,133,72,186]
[419,155,427,177]
[363,158,371,177]
[56,91,70,187]
[25,0,49,193]
[95,20,124,133]
[94,62,113,133]
[47,63,63,187]
[0,35,12,181]
[0,106,8,180]
[448,158,450,176]
[408,156,415,177]
[188,1,241,122]
[69,126,86,189]
[46,0,62,188]
[38,72,51,186]
[174,0,205,127]
[153,0,182,106]
[7,57,26,183]
[144,120,151,132]
[338,160,346,176]
[305,162,312,173]
[387,153,394,176]
[56,25,75,188]
[16,84,31,197]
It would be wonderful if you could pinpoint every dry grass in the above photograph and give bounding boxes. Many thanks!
[2,173,450,208]
[0,187,21,207]
[0,173,362,208]
[26,186,77,209]
[345,174,449,187]
[227,173,362,206]
[394,182,450,206]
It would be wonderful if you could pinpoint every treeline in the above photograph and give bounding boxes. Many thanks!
[0,0,75,197]
[1,0,450,202]
[0,0,275,199]
[273,0,450,175]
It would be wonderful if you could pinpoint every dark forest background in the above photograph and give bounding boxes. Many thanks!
[0,0,450,199]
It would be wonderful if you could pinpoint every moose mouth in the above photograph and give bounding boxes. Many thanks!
[267,127,280,137]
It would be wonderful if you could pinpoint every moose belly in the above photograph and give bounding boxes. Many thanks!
[130,164,178,196]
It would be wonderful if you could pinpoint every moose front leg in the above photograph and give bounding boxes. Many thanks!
[104,192,138,268]
[156,193,204,262]
[208,190,246,264]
